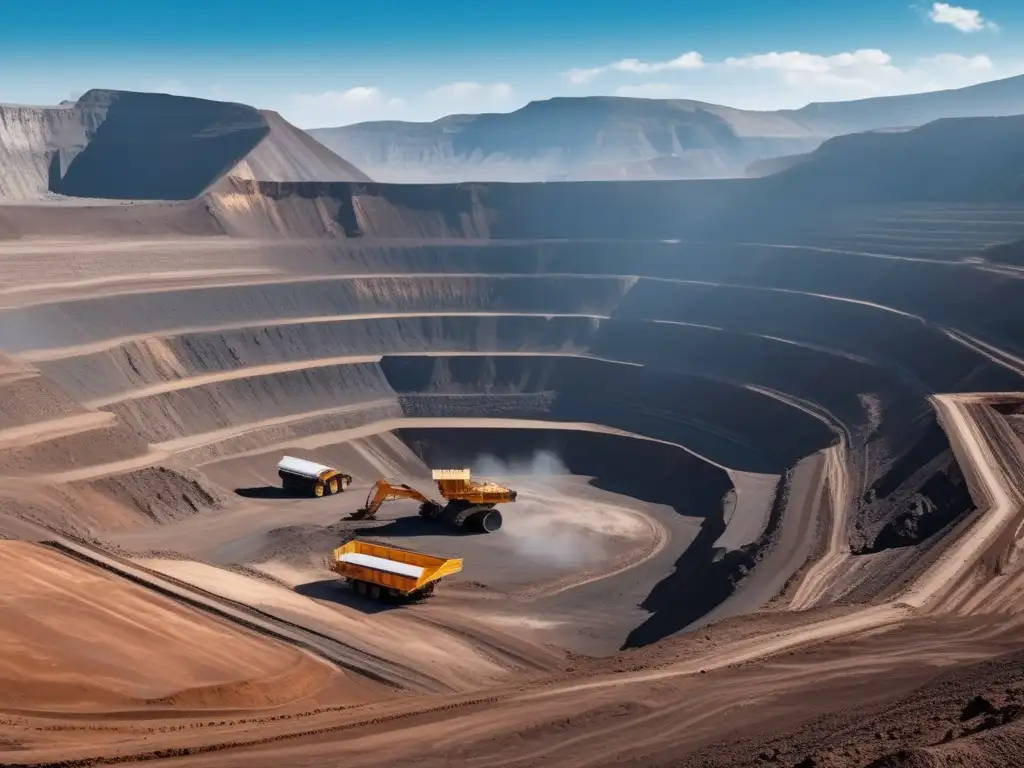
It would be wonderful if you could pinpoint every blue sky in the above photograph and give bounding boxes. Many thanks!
[1,1,1022,127]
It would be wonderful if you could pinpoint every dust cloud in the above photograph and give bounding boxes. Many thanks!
[469,449,570,478]
[468,450,605,569]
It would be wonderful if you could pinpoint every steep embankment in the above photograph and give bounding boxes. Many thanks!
[0,89,370,206]
[2,107,1024,653]
[211,114,1024,243]
[0,102,85,201]
[7,93,1024,766]
[308,74,1024,182]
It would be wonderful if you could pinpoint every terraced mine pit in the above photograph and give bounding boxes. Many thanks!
[4,93,1024,767]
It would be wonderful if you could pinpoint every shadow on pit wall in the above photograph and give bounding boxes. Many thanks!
[392,426,758,647]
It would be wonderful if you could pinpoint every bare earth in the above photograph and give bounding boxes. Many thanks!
[4,97,1024,767]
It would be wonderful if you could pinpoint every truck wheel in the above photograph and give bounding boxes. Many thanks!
[327,478,338,494]
[354,580,367,596]
[369,584,382,600]
[313,482,324,498]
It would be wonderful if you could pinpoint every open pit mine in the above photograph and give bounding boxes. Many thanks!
[3,90,1024,767]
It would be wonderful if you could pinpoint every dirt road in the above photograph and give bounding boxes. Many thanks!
[5,394,1022,767]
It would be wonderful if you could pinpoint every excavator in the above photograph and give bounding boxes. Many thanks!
[347,469,517,533]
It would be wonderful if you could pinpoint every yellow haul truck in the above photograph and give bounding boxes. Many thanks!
[330,539,463,600]
[277,455,352,498]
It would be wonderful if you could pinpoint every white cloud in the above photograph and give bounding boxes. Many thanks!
[714,49,1000,103]
[928,3,997,32]
[425,81,513,106]
[725,49,893,73]
[565,52,705,84]
[559,46,1011,109]
[614,83,687,99]
[293,86,384,110]
[286,82,513,127]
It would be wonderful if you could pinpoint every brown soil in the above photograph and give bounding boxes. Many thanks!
[4,107,1024,766]
[0,540,358,712]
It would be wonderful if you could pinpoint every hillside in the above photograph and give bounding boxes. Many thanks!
[204,114,1024,244]
[6,91,1024,765]
[752,114,1024,205]
[309,73,1024,183]
[0,89,370,202]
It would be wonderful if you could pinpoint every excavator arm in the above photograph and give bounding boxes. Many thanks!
[347,480,434,521]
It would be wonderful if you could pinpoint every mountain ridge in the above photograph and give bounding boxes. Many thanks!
[309,73,1024,182]
[0,89,370,202]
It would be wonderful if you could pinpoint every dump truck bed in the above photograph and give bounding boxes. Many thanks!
[337,552,424,579]
[330,539,462,597]
[278,455,335,479]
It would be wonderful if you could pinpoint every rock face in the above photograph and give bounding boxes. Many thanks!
[308,74,1024,182]
[7,89,1024,764]
[0,89,370,202]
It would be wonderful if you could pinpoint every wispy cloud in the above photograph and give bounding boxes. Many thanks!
[927,3,997,32]
[725,49,894,73]
[614,83,687,99]
[721,49,995,99]
[288,81,512,126]
[425,81,513,104]
[565,52,704,84]
[292,86,389,110]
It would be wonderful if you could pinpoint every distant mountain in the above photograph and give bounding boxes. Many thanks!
[0,89,370,202]
[753,114,1024,205]
[309,74,1024,183]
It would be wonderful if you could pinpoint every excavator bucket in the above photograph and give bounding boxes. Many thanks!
[347,507,374,520]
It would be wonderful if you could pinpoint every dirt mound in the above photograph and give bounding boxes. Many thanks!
[0,90,370,204]
[71,465,228,525]
[251,522,347,568]
[0,371,85,430]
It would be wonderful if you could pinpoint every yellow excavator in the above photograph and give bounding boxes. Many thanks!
[347,469,517,533]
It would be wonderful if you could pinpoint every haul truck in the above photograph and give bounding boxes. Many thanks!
[331,539,463,600]
[277,455,353,498]
[347,468,516,533]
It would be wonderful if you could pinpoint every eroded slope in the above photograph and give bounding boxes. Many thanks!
[3,103,1024,765]
[0,89,370,205]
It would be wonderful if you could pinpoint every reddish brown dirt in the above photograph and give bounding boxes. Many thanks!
[3,119,1024,766]
[0,541,367,714]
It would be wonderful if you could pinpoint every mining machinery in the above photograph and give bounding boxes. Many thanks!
[330,538,463,600]
[277,455,352,498]
[347,469,517,533]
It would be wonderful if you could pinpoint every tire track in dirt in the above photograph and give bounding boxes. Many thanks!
[787,441,852,610]
[37,536,442,693]
[902,395,1024,609]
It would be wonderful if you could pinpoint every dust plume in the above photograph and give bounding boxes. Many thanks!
[468,450,600,568]
[469,449,570,478]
